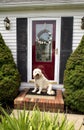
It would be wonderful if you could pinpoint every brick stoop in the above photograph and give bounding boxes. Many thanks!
[14,88,64,112]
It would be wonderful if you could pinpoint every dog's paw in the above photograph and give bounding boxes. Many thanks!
[47,91,51,95]
[47,90,55,95]
[32,89,36,93]
[37,91,41,94]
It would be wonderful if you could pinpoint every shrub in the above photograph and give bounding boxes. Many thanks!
[0,33,21,105]
[0,107,79,130]
[64,35,84,113]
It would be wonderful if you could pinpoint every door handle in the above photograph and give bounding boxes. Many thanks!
[55,48,58,54]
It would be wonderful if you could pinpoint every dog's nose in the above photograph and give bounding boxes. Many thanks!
[36,74,39,76]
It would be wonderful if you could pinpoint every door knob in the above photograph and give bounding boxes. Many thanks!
[55,48,58,54]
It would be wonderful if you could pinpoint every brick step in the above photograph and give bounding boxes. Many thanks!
[14,88,64,112]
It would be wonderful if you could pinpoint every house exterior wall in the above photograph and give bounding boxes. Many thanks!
[0,10,84,63]
[73,16,84,50]
[0,15,17,63]
[0,9,84,84]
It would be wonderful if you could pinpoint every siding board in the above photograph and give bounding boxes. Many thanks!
[73,16,84,51]
[0,16,17,63]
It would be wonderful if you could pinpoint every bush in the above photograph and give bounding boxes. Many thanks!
[0,33,21,105]
[64,35,84,113]
[0,107,79,130]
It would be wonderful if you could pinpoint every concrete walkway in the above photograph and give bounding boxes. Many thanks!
[12,109,84,130]
[66,113,84,130]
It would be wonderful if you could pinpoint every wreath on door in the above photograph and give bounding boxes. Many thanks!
[36,29,52,44]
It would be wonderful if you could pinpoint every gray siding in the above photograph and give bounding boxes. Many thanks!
[73,16,84,51]
[0,16,17,63]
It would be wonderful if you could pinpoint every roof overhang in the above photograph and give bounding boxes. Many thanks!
[0,2,84,11]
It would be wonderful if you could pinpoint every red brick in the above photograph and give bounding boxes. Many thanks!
[14,89,64,112]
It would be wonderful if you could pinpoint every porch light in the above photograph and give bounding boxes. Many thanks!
[4,17,10,30]
[81,17,84,29]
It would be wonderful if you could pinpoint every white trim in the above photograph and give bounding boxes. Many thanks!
[27,17,61,84]
[27,18,32,82]
[55,17,61,83]
[0,9,84,17]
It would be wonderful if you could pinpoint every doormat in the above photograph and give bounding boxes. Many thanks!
[27,88,56,96]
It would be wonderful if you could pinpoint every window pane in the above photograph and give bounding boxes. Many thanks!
[36,23,53,62]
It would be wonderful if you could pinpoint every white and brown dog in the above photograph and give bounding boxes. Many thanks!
[32,68,55,95]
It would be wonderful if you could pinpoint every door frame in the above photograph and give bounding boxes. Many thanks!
[27,17,61,84]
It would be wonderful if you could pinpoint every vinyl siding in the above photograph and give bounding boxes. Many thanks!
[73,16,84,51]
[0,14,84,64]
[0,16,17,63]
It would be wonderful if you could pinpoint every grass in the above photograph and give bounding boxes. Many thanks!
[0,107,83,130]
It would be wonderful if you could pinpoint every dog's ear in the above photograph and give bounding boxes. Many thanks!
[39,69,42,73]
[33,69,36,77]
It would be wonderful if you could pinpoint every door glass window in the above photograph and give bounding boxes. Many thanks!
[35,23,53,62]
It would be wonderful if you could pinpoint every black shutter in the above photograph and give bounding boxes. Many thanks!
[59,17,73,84]
[17,18,27,82]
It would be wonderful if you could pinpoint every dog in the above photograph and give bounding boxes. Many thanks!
[32,68,55,95]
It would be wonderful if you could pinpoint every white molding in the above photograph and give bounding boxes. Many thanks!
[27,17,61,83]
[27,18,32,82]
[0,9,84,17]
[55,17,61,83]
